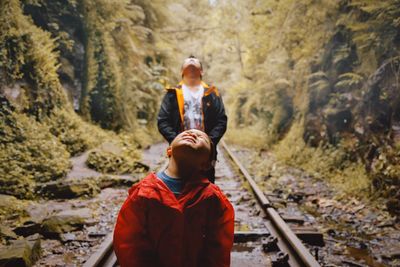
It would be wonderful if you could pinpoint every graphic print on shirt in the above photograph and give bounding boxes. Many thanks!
[182,84,204,131]
[184,98,203,130]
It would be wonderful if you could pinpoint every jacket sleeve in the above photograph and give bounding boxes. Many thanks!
[113,192,155,267]
[157,92,179,144]
[200,194,235,267]
[208,94,228,145]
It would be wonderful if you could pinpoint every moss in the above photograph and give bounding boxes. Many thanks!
[0,100,71,199]
[222,0,400,211]
[36,178,100,199]
[86,133,141,174]
[0,194,29,223]
[272,120,370,197]
[0,0,68,119]
[42,107,111,156]
[79,0,166,131]
[0,239,41,267]
[41,215,85,238]
[371,145,400,191]
[0,0,169,202]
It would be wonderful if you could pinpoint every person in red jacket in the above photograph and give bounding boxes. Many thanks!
[113,129,235,267]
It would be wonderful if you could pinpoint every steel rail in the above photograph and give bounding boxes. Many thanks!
[221,140,320,267]
[83,159,169,267]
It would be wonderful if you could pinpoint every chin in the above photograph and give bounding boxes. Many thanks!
[173,142,197,157]
[178,138,196,147]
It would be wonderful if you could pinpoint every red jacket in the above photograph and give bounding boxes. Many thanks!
[113,172,234,267]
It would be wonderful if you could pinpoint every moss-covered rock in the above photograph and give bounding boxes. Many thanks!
[0,194,29,222]
[0,238,41,267]
[86,134,142,174]
[40,214,85,239]
[35,178,100,199]
[13,208,92,240]
[0,224,18,242]
[98,175,141,189]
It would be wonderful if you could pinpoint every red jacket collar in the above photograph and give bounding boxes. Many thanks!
[131,173,211,212]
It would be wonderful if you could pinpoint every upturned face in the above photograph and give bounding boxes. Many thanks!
[170,129,212,171]
[182,65,202,87]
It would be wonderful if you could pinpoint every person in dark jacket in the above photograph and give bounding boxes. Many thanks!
[113,129,234,267]
[157,56,227,183]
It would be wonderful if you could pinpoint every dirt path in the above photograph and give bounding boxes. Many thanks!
[30,143,169,266]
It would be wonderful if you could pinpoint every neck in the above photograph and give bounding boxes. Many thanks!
[183,81,201,88]
[166,157,200,180]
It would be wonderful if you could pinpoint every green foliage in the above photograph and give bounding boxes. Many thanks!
[334,72,364,92]
[42,108,112,155]
[371,145,400,190]
[0,0,173,200]
[80,0,168,131]
[343,0,400,59]
[0,0,67,119]
[273,120,370,196]
[308,72,331,109]
[197,0,400,210]
[0,100,71,199]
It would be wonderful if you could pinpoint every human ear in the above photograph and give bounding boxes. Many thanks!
[166,146,172,157]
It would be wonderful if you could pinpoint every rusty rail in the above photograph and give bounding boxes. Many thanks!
[221,140,321,267]
[82,159,169,267]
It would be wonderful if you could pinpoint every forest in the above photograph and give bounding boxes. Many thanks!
[0,0,399,266]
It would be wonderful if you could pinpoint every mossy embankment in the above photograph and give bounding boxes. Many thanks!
[218,1,400,214]
[0,0,170,200]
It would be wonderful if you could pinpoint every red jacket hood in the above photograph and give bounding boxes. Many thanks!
[129,172,214,212]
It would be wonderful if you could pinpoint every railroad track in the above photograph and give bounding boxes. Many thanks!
[83,141,323,267]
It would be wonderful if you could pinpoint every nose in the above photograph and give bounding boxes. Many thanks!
[183,130,197,138]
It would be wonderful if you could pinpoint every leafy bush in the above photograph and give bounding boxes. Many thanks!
[0,100,71,199]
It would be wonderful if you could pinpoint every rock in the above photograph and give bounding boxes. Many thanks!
[14,208,91,239]
[0,238,41,267]
[0,224,17,240]
[61,232,76,242]
[0,195,28,220]
[56,208,93,220]
[133,161,150,172]
[40,215,86,239]
[386,197,400,216]
[36,179,100,199]
[277,174,296,185]
[98,175,139,189]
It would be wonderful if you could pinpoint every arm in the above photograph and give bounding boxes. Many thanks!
[113,193,156,267]
[201,195,235,267]
[208,94,228,145]
[157,92,178,143]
